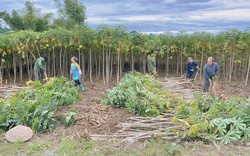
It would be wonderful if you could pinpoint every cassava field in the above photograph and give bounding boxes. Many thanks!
[0,75,250,156]
[0,1,250,156]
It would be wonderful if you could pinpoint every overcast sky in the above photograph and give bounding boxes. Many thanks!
[0,0,250,33]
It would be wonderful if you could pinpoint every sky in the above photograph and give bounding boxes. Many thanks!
[0,0,250,33]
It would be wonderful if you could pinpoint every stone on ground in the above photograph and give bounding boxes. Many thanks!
[5,125,33,143]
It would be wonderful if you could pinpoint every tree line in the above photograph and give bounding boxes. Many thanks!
[0,0,86,32]
[0,0,249,86]
[0,25,250,86]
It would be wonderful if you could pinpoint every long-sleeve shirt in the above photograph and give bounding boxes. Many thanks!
[203,63,219,80]
[70,63,82,80]
[147,55,156,71]
[186,61,198,74]
[34,57,46,72]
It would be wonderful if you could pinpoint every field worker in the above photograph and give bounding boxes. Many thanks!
[147,51,158,76]
[202,57,219,92]
[34,56,48,81]
[70,57,85,92]
[185,57,199,82]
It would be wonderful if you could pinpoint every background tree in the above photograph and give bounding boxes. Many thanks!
[0,25,9,34]
[0,26,250,85]
[53,0,86,28]
[0,10,26,31]
[0,1,52,31]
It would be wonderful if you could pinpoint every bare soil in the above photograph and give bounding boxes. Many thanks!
[41,80,136,143]
[218,80,250,98]
[161,76,250,99]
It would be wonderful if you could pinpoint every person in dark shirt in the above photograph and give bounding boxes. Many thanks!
[202,57,219,92]
[147,51,158,76]
[34,56,48,81]
[185,57,199,82]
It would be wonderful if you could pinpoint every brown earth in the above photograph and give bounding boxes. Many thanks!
[218,80,250,98]
[161,76,250,99]
[41,80,136,143]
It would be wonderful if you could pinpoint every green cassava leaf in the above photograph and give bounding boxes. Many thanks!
[0,77,80,132]
[65,111,76,127]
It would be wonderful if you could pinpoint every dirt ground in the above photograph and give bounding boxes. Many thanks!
[41,79,136,143]
[161,76,250,99]
[218,80,250,98]
[1,76,250,156]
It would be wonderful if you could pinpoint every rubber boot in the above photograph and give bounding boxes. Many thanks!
[79,84,85,92]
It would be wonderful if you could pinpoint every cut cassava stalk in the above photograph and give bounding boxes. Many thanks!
[245,55,250,86]
[0,69,2,87]
[118,126,180,143]
[89,47,93,84]
[87,113,181,142]
[0,85,26,99]
[18,56,23,83]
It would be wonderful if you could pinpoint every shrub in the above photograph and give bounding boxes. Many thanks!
[102,72,172,116]
[0,77,80,132]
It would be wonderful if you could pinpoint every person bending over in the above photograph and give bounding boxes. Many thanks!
[202,57,219,92]
[34,56,48,81]
[185,57,199,82]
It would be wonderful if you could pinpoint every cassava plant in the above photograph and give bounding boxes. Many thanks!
[0,77,80,132]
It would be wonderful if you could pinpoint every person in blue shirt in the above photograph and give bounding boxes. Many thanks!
[202,57,219,92]
[185,57,199,82]
[70,57,85,92]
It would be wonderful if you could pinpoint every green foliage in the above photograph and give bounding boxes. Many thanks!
[164,142,183,155]
[102,72,173,116]
[57,137,96,156]
[0,1,52,31]
[52,17,78,29]
[54,0,86,25]
[0,25,9,34]
[0,24,249,84]
[65,111,76,127]
[0,77,80,132]
[138,139,183,156]
[209,117,250,144]
[174,93,250,144]
[0,10,25,31]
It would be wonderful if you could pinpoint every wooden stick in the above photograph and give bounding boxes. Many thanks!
[128,118,172,123]
[119,126,180,143]
[118,122,174,129]
[75,116,86,122]
[135,135,178,141]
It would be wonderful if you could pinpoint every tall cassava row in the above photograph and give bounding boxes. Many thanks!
[0,25,250,85]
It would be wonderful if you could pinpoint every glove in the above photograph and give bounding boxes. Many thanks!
[212,76,218,80]
[190,69,194,72]
[43,77,49,81]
